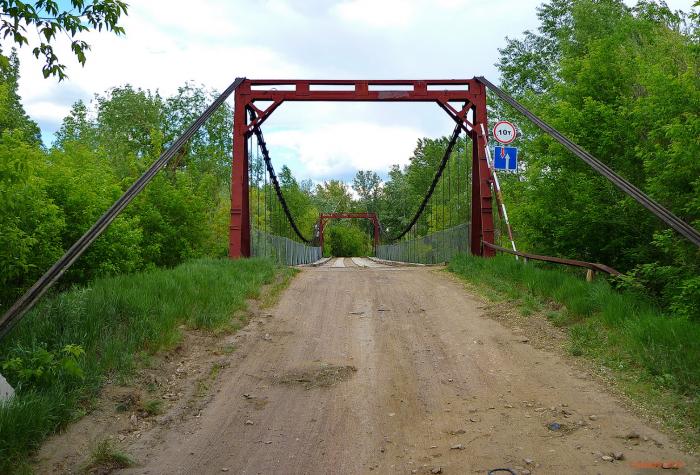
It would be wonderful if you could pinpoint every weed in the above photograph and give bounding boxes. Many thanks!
[195,361,228,397]
[141,399,163,416]
[115,393,139,413]
[260,267,298,309]
[84,439,133,472]
[218,344,236,355]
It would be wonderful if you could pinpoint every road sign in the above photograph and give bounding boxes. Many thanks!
[493,120,517,144]
[494,146,518,171]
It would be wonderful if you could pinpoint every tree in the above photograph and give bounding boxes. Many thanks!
[162,82,233,184]
[0,0,128,79]
[495,0,700,318]
[313,180,353,213]
[0,133,65,307]
[352,170,381,211]
[324,224,371,257]
[0,49,40,142]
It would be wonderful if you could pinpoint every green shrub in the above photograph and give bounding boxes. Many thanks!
[324,224,372,257]
[2,344,85,390]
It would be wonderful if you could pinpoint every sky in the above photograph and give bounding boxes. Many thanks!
[15,0,697,183]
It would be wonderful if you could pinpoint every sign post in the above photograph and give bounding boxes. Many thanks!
[484,121,519,257]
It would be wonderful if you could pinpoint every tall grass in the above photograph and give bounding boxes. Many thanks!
[448,254,700,438]
[0,257,280,472]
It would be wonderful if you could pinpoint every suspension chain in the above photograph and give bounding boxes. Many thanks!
[387,119,463,242]
[248,109,312,244]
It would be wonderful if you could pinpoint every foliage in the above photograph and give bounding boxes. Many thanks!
[85,439,133,472]
[352,170,381,212]
[0,0,128,79]
[378,137,472,239]
[313,179,354,214]
[0,50,40,142]
[324,224,372,257]
[0,257,280,473]
[2,344,85,389]
[0,60,235,311]
[0,131,65,307]
[495,0,700,320]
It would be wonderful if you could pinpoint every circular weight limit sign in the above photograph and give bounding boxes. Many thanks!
[493,120,517,144]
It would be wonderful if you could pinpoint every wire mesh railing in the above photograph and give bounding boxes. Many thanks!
[251,229,322,266]
[376,223,470,264]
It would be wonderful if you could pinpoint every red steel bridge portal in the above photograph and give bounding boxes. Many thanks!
[229,79,496,259]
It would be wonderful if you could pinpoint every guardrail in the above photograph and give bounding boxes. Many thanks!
[376,224,469,264]
[482,242,621,276]
[252,229,322,266]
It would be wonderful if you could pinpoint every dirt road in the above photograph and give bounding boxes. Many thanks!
[32,259,693,474]
[107,260,696,474]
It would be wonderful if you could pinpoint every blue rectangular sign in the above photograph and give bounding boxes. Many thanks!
[494,146,518,171]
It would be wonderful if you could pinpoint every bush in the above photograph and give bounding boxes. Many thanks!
[324,224,372,257]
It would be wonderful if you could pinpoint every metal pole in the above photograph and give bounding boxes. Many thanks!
[480,123,518,256]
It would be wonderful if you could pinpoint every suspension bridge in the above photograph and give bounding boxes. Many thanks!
[4,77,700,474]
[2,76,700,338]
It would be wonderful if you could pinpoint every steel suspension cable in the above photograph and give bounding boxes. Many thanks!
[388,120,462,242]
[256,137,260,243]
[456,140,461,223]
[249,134,253,251]
[448,148,453,228]
[442,157,446,261]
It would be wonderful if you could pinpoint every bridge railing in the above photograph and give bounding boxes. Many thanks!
[376,223,470,264]
[251,229,322,266]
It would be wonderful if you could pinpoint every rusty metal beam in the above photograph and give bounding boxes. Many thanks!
[483,242,621,275]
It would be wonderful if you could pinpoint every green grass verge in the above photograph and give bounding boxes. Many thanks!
[448,254,700,445]
[0,257,282,473]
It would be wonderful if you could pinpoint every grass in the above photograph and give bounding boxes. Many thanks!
[84,439,133,473]
[0,257,283,473]
[448,253,700,445]
[141,399,164,416]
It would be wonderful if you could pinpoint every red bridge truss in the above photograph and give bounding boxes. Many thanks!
[229,78,495,259]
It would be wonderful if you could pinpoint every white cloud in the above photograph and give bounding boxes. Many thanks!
[332,0,417,28]
[265,122,422,180]
[17,3,306,142]
[23,101,71,123]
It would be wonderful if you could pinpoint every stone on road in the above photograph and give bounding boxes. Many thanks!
[350,257,385,268]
